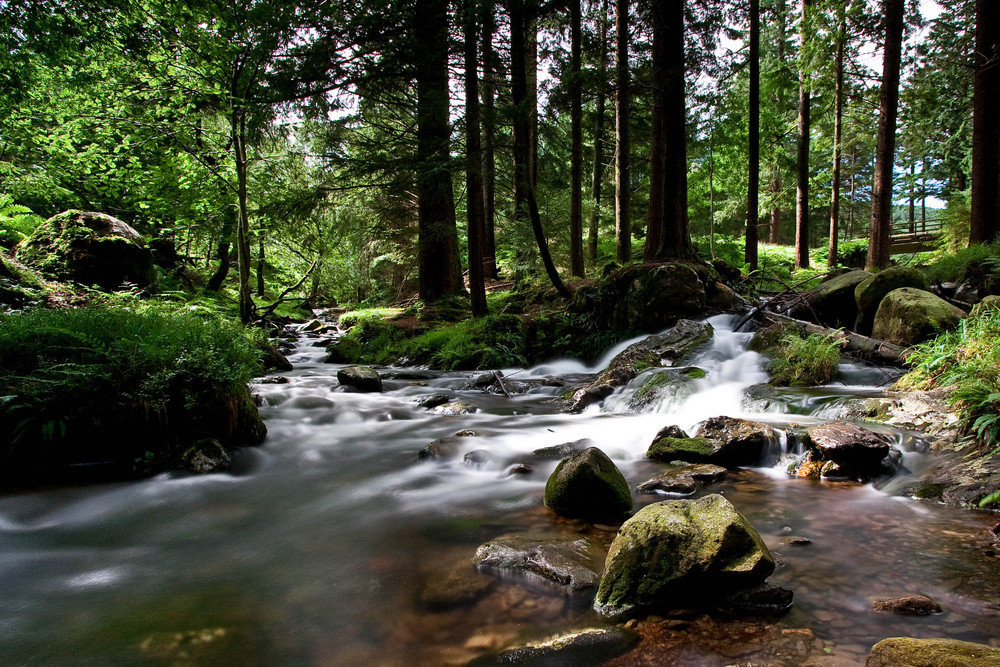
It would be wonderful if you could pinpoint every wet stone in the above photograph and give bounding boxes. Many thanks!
[415,393,452,409]
[433,401,478,415]
[532,439,593,461]
[502,463,534,477]
[721,583,794,617]
[472,533,604,594]
[463,450,491,468]
[873,594,943,616]
[636,464,727,496]
[464,627,639,667]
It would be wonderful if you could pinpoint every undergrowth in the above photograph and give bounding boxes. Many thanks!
[765,332,842,386]
[392,314,526,370]
[898,309,1000,463]
[0,302,266,474]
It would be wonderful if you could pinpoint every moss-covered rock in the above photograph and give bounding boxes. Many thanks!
[855,267,929,335]
[324,337,362,363]
[15,210,156,290]
[646,437,718,462]
[871,287,967,347]
[787,269,873,329]
[594,494,776,618]
[866,637,1000,667]
[626,367,705,412]
[544,447,633,520]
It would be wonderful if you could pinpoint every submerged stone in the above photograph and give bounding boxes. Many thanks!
[420,566,495,611]
[473,533,604,594]
[464,627,639,667]
[595,494,776,618]
[872,594,942,616]
[544,447,633,520]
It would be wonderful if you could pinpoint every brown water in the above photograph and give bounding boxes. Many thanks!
[0,316,997,666]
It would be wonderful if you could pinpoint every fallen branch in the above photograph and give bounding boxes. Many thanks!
[759,312,912,367]
[492,371,512,398]
[256,262,318,321]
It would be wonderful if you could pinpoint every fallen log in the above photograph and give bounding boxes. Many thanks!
[758,312,913,367]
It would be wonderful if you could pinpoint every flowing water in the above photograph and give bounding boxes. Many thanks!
[1,315,998,666]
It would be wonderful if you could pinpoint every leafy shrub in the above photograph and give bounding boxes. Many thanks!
[812,239,868,268]
[921,240,1000,284]
[0,303,265,478]
[760,330,842,386]
[337,307,402,328]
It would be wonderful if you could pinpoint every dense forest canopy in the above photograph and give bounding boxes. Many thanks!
[1,0,998,319]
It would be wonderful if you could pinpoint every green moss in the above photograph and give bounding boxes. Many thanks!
[914,483,944,500]
[646,437,717,462]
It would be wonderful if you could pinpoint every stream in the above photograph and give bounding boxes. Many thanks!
[1,315,999,666]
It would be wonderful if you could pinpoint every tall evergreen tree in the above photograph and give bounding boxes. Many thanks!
[464,0,488,315]
[867,0,906,269]
[794,0,813,269]
[745,0,761,270]
[970,0,1000,244]
[614,0,631,263]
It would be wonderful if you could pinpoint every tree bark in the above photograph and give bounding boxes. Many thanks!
[464,0,488,316]
[827,3,845,269]
[970,0,1000,243]
[415,0,465,302]
[256,233,265,297]
[867,0,905,270]
[769,171,782,244]
[588,0,610,268]
[645,0,665,262]
[614,0,631,263]
[569,0,584,276]
[745,0,761,270]
[481,2,500,279]
[205,209,234,292]
[233,105,254,324]
[510,0,570,297]
[794,0,812,270]
[654,0,694,260]
[769,0,789,246]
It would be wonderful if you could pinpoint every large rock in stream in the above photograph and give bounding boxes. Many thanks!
[784,269,873,329]
[567,319,713,412]
[15,210,156,290]
[594,494,777,618]
[544,447,633,520]
[336,365,383,392]
[646,416,779,468]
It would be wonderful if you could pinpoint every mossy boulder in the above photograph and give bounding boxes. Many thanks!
[336,365,383,392]
[871,287,966,347]
[855,267,929,335]
[594,494,776,618]
[646,436,718,463]
[15,210,156,290]
[866,637,1000,667]
[544,447,633,520]
[788,269,873,329]
[324,337,362,364]
[970,294,1000,317]
[646,417,778,468]
[615,262,707,332]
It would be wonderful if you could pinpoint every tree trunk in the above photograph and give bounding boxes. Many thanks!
[827,3,845,269]
[569,0,585,276]
[645,0,665,262]
[745,0,761,270]
[588,0,610,268]
[867,0,905,270]
[464,0,488,316]
[908,163,915,233]
[256,233,265,297]
[510,0,570,297]
[654,0,694,260]
[769,171,782,244]
[614,0,631,263]
[794,0,812,270]
[970,0,1000,243]
[481,2,500,279]
[232,105,254,324]
[527,15,538,192]
[205,209,234,292]
[415,0,465,302]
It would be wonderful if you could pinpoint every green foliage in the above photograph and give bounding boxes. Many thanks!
[338,307,402,328]
[393,315,526,370]
[900,310,1000,453]
[921,240,1000,284]
[764,332,842,386]
[0,303,264,466]
[0,195,44,247]
[811,239,869,268]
